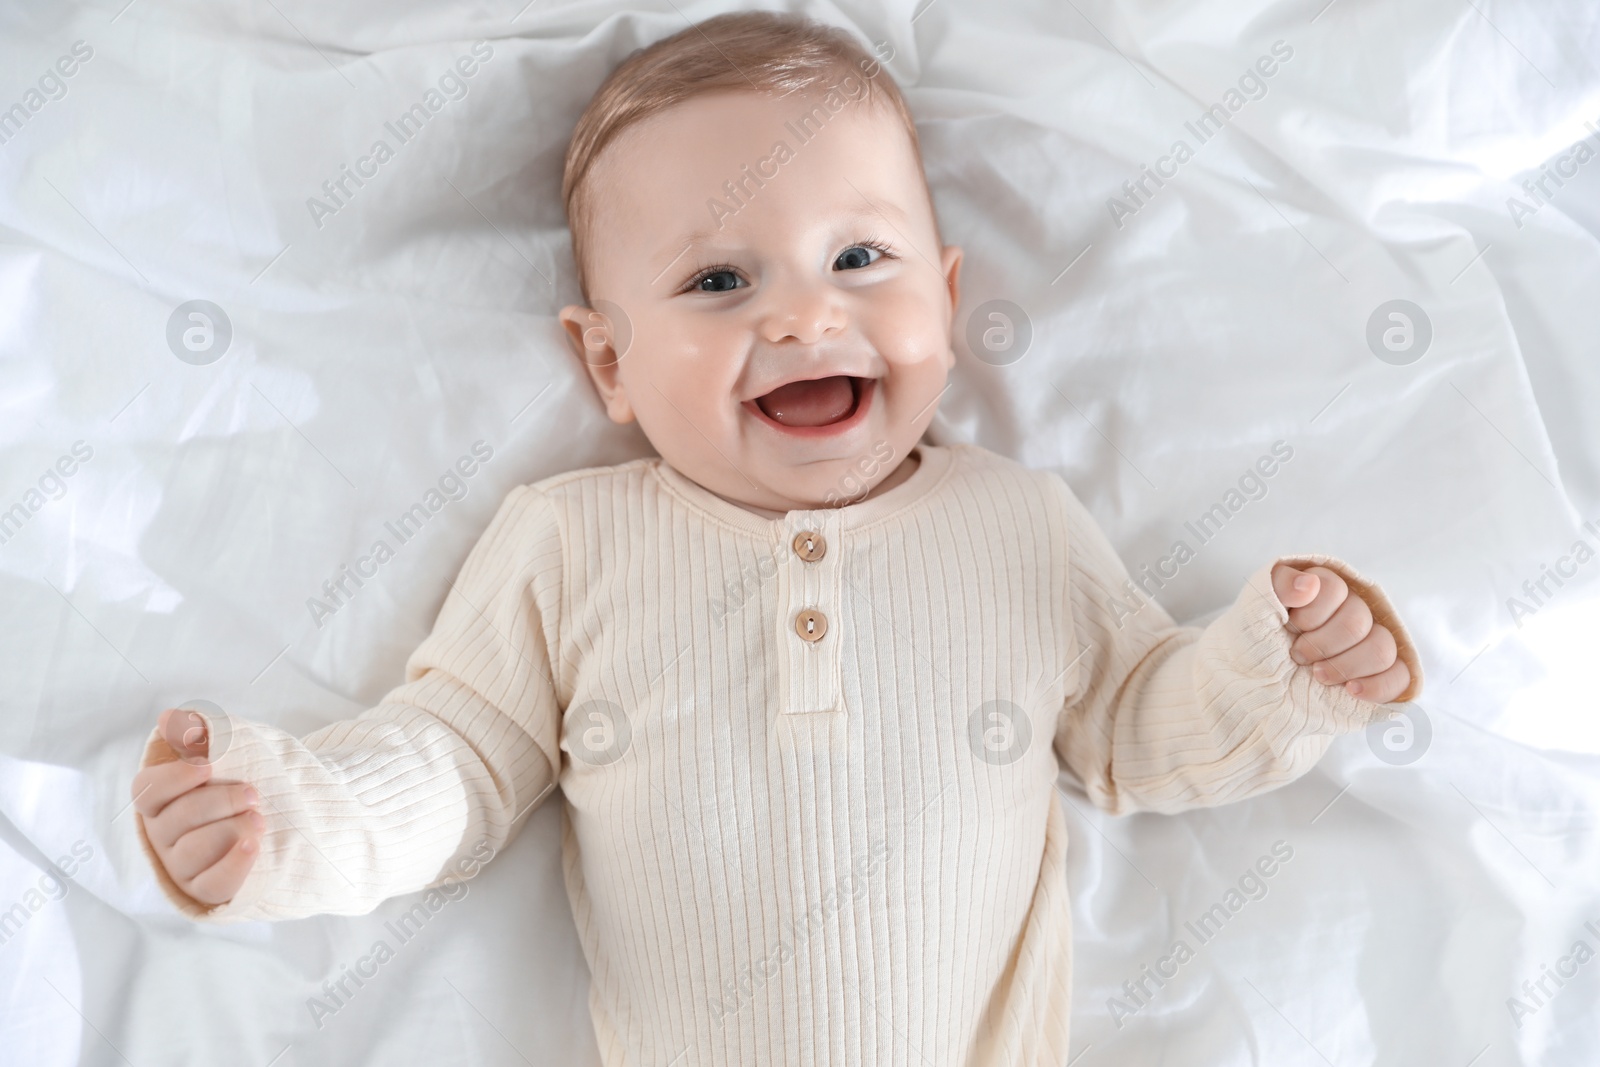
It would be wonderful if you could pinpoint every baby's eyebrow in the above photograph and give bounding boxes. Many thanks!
[650,240,699,284]
[657,204,912,263]
[673,224,721,249]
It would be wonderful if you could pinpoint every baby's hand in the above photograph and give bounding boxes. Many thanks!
[1271,563,1411,704]
[130,708,264,906]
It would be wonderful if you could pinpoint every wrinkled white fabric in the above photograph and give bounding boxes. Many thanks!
[2,1,1598,1065]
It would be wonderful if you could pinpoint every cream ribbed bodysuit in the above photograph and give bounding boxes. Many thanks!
[136,441,1421,1066]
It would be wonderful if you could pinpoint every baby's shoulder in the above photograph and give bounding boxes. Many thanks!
[520,455,659,501]
[942,442,1072,502]
[940,444,1109,547]
[475,456,658,542]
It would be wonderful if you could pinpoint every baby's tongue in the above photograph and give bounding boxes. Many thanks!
[755,375,856,427]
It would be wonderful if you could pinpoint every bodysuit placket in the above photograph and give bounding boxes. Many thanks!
[773,509,844,715]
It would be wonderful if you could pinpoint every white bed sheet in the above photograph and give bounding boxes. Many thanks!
[2,0,1599,1064]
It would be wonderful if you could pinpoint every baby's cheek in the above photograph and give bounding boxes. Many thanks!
[630,324,738,389]
[696,335,759,386]
[867,285,950,363]
[875,318,951,371]
[884,328,953,381]
[877,352,951,434]
[887,334,948,371]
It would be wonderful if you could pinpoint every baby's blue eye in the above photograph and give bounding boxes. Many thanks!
[834,244,882,270]
[695,269,741,292]
[686,241,889,292]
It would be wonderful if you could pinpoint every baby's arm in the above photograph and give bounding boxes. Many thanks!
[1047,476,1423,816]
[129,485,565,922]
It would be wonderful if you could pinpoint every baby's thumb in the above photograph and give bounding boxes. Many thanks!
[159,707,212,763]
[1271,563,1321,610]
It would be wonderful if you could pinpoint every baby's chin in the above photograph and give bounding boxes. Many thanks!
[737,459,906,514]
[739,435,923,514]
[671,433,912,517]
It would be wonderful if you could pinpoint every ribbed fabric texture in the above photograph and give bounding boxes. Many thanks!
[134,442,1423,1067]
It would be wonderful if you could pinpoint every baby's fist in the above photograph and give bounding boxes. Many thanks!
[1270,563,1411,704]
[131,708,264,907]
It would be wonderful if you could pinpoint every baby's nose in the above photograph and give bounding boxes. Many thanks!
[758,274,847,346]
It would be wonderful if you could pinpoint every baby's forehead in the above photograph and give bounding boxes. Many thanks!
[585,88,931,248]
[601,87,911,180]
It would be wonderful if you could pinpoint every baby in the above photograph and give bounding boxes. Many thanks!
[131,12,1422,1065]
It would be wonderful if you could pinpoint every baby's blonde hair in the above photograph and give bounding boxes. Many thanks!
[561,10,927,305]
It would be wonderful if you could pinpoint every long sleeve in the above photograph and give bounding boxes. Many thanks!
[122,442,1431,1064]
[1049,475,1424,816]
[133,484,566,923]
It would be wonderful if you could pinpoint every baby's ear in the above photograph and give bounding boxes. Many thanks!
[940,245,964,323]
[558,303,635,424]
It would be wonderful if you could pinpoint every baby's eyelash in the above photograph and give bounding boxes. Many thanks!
[851,235,896,260]
[678,236,898,293]
[679,260,741,294]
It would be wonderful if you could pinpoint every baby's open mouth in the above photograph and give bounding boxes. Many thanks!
[752,375,867,428]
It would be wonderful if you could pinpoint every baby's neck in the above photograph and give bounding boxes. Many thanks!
[711,449,922,520]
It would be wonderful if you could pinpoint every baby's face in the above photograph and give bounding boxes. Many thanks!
[561,87,962,515]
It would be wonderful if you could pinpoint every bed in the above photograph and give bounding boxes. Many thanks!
[2,0,1598,1063]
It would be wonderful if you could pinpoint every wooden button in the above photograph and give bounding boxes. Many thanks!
[794,608,828,642]
[792,530,826,562]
